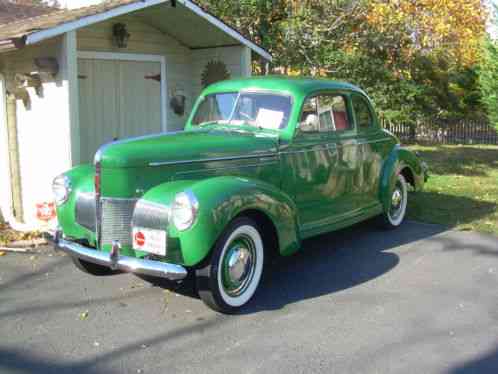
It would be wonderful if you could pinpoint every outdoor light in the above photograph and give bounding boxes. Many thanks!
[112,23,130,48]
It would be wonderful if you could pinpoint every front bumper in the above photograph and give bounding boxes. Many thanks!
[49,231,188,281]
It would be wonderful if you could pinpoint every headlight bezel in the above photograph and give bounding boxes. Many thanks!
[52,174,72,206]
[171,190,199,231]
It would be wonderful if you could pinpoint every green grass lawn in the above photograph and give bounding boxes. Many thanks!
[407,144,498,235]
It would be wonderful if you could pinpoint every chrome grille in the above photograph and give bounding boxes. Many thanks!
[75,192,96,231]
[131,200,170,231]
[100,198,138,246]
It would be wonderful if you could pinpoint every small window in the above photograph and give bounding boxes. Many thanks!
[299,97,320,132]
[352,95,373,130]
[318,95,351,131]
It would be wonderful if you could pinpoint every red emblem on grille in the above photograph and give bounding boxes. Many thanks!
[134,231,145,246]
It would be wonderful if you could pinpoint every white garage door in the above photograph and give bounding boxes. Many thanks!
[78,58,162,163]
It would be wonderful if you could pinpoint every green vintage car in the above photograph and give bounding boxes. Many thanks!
[52,77,427,313]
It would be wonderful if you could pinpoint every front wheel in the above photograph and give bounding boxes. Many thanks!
[195,217,264,314]
[379,173,408,229]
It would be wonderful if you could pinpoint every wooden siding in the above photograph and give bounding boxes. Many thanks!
[76,15,193,132]
[191,45,249,99]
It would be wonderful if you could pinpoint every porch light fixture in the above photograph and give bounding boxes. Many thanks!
[112,23,130,48]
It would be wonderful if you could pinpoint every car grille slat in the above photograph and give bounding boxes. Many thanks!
[131,200,170,231]
[100,198,138,247]
[75,192,97,232]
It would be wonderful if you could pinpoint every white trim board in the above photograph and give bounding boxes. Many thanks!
[26,0,272,61]
[77,51,168,132]
[0,73,13,223]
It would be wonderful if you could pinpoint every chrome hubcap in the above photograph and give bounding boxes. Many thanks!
[392,189,402,208]
[389,181,405,220]
[222,236,256,297]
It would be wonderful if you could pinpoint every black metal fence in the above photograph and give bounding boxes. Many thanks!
[382,120,498,145]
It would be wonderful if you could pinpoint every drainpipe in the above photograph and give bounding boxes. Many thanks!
[5,93,24,223]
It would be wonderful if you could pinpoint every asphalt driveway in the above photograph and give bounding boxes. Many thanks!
[1,221,498,374]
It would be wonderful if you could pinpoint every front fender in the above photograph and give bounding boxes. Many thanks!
[140,176,301,267]
[379,145,425,212]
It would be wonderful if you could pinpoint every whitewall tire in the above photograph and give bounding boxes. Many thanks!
[380,173,408,229]
[196,217,264,313]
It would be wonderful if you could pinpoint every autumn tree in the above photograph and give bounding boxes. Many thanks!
[198,0,488,123]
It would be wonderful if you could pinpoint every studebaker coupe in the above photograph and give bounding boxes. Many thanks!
[52,77,427,313]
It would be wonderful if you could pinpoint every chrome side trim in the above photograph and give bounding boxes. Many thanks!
[174,160,278,176]
[356,138,392,146]
[149,152,277,167]
[54,236,187,281]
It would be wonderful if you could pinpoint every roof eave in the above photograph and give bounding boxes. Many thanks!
[22,0,271,61]
[0,37,25,53]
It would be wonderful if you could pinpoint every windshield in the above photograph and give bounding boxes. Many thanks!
[191,91,292,130]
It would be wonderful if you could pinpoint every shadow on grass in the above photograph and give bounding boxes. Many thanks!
[407,191,497,227]
[413,145,498,177]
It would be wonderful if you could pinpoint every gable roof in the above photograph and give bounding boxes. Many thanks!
[0,0,271,60]
[0,0,56,24]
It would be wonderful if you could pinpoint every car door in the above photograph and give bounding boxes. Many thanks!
[319,93,358,218]
[281,93,350,232]
[351,93,389,209]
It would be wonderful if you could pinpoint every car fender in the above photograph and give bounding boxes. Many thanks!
[139,176,301,267]
[379,145,425,212]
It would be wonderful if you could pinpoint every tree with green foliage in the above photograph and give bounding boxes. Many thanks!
[480,37,498,128]
[198,0,488,125]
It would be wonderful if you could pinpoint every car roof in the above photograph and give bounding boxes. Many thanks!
[203,76,365,97]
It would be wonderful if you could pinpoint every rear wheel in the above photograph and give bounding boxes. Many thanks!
[379,173,408,229]
[196,217,264,314]
[71,257,116,276]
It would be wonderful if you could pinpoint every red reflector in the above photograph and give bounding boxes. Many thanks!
[94,163,101,195]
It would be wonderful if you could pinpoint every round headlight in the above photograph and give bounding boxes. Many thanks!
[52,175,71,206]
[171,190,199,231]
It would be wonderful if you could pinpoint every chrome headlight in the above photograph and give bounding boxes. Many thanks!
[52,175,71,206]
[171,190,199,231]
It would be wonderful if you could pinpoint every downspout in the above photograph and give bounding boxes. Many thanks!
[5,92,24,223]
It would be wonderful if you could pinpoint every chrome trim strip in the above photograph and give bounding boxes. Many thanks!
[279,147,329,155]
[356,138,391,145]
[149,152,277,167]
[55,237,187,281]
[174,161,278,176]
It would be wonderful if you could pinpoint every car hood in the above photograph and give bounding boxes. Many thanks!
[97,128,279,168]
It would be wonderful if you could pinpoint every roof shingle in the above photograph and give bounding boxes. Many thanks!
[0,0,57,25]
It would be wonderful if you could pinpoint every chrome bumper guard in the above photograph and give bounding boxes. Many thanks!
[48,231,187,281]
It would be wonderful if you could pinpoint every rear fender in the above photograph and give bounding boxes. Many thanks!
[379,145,425,212]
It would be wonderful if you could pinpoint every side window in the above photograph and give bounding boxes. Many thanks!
[299,97,320,132]
[318,95,351,132]
[352,95,374,130]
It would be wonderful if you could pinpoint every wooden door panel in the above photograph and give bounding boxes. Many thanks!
[118,61,161,139]
[78,59,119,163]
